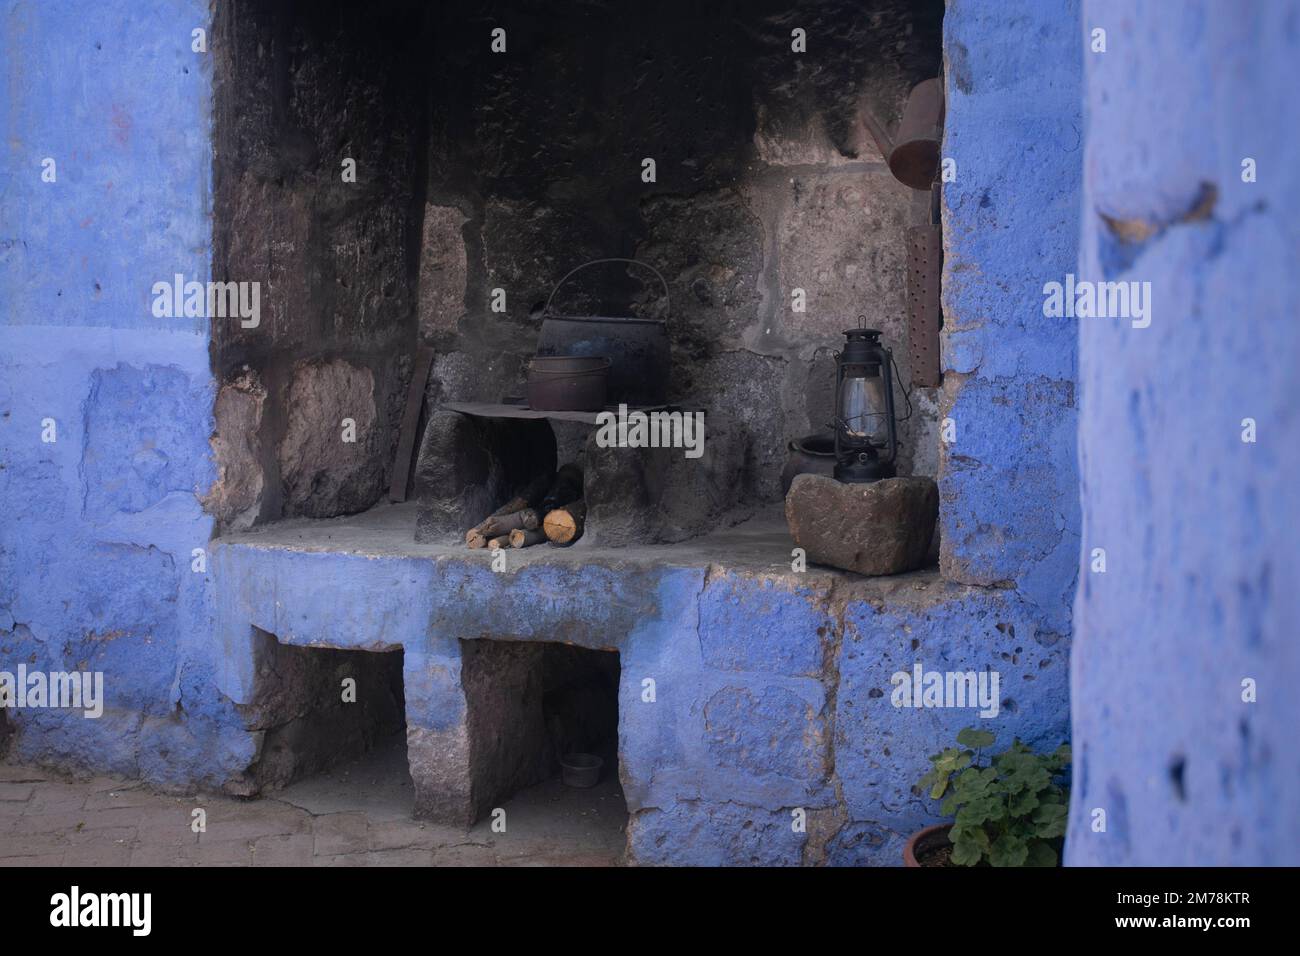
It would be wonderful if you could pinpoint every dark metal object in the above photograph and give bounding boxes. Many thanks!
[537,258,671,406]
[861,77,946,191]
[441,400,673,425]
[560,752,603,789]
[833,326,901,484]
[780,432,838,496]
[906,225,943,388]
[526,355,610,412]
[388,344,436,502]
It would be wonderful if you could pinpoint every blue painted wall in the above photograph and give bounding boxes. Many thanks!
[1068,0,1300,865]
[939,0,1083,637]
[0,0,1089,865]
[0,0,253,787]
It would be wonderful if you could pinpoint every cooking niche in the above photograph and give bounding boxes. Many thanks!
[208,0,948,572]
[413,257,722,549]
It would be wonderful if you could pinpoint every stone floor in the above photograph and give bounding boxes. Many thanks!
[0,739,627,866]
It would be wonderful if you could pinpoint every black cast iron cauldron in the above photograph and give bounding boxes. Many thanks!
[535,258,670,407]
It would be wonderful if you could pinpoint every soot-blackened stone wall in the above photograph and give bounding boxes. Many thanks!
[210,0,946,528]
[210,0,428,529]
[1068,0,1300,866]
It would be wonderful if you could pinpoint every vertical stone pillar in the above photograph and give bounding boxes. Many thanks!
[1069,1,1300,864]
[937,0,1083,635]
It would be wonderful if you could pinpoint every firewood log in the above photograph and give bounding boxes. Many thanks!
[487,534,511,550]
[509,528,547,548]
[466,528,488,549]
[540,463,584,513]
[479,509,531,538]
[543,500,586,546]
[520,508,540,531]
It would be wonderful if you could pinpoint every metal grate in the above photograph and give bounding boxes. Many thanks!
[906,224,943,387]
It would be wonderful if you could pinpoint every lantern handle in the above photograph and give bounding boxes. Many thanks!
[891,350,914,423]
[543,257,671,324]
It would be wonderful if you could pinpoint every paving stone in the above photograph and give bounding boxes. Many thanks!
[359,847,439,866]
[0,784,35,802]
[63,844,134,866]
[0,853,66,866]
[0,766,49,783]
[312,812,371,856]
[251,833,315,866]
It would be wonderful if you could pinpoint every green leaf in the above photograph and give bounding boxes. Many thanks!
[1025,840,1058,867]
[932,747,972,774]
[1003,762,1051,795]
[988,833,1029,867]
[953,766,994,796]
[954,795,1001,829]
[950,825,989,850]
[1008,788,1041,816]
[950,836,985,867]
[956,727,997,749]
[1032,802,1068,839]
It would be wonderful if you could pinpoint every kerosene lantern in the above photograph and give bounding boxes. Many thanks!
[832,326,898,483]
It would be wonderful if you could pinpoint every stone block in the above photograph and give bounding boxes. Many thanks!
[698,577,830,678]
[834,588,1072,836]
[785,474,937,575]
[417,204,469,339]
[582,409,750,546]
[627,801,804,866]
[776,170,914,349]
[205,368,265,531]
[82,363,212,518]
[638,190,764,346]
[702,682,830,788]
[413,409,557,542]
[682,350,788,503]
[278,358,383,519]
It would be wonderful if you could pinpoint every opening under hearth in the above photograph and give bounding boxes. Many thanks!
[460,638,626,839]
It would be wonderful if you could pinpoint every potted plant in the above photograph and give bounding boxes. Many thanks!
[905,727,1071,867]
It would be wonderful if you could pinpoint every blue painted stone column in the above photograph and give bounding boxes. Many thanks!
[938,0,1083,636]
[0,0,254,787]
[1069,0,1300,865]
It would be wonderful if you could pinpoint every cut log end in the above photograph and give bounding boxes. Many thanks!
[509,528,547,549]
[542,501,586,546]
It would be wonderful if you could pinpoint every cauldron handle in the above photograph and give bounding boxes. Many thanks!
[543,257,671,323]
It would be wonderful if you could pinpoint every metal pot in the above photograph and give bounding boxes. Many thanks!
[780,432,838,495]
[536,258,671,407]
[526,355,610,411]
[861,77,945,191]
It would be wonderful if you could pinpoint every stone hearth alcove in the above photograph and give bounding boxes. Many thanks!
[205,0,1079,867]
[457,640,622,824]
[244,628,407,792]
[207,0,946,537]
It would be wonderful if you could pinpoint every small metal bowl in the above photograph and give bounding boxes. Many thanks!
[559,752,603,788]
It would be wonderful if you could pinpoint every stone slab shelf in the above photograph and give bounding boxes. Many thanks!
[441,400,677,425]
[211,503,1069,865]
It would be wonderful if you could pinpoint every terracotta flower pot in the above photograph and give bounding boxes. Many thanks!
[903,823,953,867]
